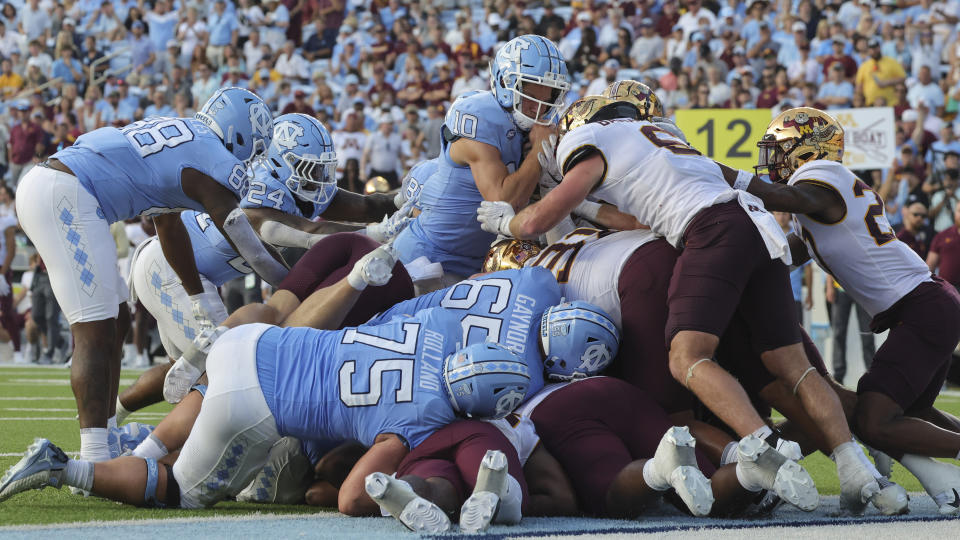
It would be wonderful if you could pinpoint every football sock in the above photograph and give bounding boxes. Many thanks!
[115,398,132,424]
[493,474,523,525]
[642,459,670,491]
[79,428,110,462]
[750,425,774,441]
[132,433,169,460]
[721,442,739,466]
[64,459,94,491]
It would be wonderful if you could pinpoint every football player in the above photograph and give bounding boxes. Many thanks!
[477,95,887,514]
[742,107,960,515]
[117,114,408,419]
[14,88,283,464]
[392,35,570,285]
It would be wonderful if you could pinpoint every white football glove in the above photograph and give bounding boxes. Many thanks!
[347,244,397,290]
[0,274,9,296]
[366,198,415,243]
[189,291,226,331]
[537,134,560,191]
[477,201,516,237]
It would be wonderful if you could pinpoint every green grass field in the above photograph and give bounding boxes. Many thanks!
[1,364,959,527]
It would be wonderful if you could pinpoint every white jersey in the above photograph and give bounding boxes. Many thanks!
[484,415,540,466]
[525,227,659,329]
[555,119,737,248]
[789,160,931,316]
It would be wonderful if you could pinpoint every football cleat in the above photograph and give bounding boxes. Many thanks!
[870,477,909,516]
[900,455,960,516]
[838,459,880,515]
[737,435,818,512]
[365,472,450,533]
[460,450,509,533]
[0,439,68,502]
[648,427,714,517]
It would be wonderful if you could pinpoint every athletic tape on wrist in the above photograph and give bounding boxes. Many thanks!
[733,169,753,191]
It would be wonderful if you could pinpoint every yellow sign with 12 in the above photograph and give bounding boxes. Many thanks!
[675,109,773,170]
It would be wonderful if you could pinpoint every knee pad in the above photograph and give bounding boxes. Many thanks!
[143,459,181,508]
[143,458,162,507]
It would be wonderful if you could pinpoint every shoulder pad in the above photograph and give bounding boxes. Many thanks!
[557,124,603,176]
[444,92,517,147]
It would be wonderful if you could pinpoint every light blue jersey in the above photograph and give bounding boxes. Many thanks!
[181,163,335,286]
[255,308,465,448]
[55,117,248,223]
[368,267,561,393]
[402,158,439,211]
[182,211,252,286]
[240,161,335,219]
[394,92,525,276]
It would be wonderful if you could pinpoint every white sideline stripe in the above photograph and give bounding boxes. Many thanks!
[0,512,333,531]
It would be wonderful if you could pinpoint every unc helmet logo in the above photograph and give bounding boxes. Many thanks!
[274,120,304,150]
[249,101,272,139]
[497,38,531,70]
[577,343,613,375]
[494,389,525,416]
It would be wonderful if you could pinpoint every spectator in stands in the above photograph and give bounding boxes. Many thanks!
[705,65,731,106]
[8,104,44,185]
[0,58,23,99]
[128,21,155,76]
[28,253,63,364]
[630,18,664,71]
[818,62,855,108]
[280,89,316,116]
[586,58,620,96]
[176,7,208,67]
[905,105,939,158]
[207,0,238,68]
[144,0,178,54]
[822,35,857,78]
[857,36,906,106]
[143,90,173,118]
[274,39,309,82]
[910,29,939,78]
[304,16,337,61]
[361,115,402,188]
[560,11,595,61]
[0,21,21,60]
[26,40,52,78]
[20,0,50,42]
[929,167,960,231]
[788,41,820,85]
[929,204,960,292]
[51,46,84,86]
[907,65,945,114]
[190,63,218,109]
[897,196,934,259]
[450,58,484,99]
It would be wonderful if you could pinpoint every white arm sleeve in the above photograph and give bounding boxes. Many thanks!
[222,208,288,286]
[259,220,327,249]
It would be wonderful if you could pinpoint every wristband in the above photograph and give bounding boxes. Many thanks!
[573,199,602,221]
[733,169,753,191]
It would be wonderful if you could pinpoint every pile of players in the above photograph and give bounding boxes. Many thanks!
[3,34,960,534]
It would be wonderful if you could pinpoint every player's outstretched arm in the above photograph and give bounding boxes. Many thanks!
[338,433,409,516]
[321,190,397,223]
[247,207,361,249]
[481,153,606,239]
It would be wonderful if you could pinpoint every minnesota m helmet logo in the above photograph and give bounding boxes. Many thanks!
[274,121,304,150]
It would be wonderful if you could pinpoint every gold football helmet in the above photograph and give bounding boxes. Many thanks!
[757,107,844,182]
[364,176,390,194]
[601,80,664,120]
[558,96,640,140]
[482,238,543,273]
